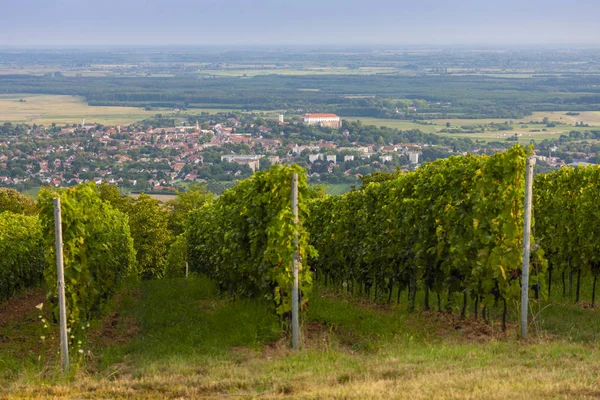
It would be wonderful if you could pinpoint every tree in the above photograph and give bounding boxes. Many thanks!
[129,194,173,280]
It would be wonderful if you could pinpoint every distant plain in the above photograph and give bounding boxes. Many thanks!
[1,94,600,146]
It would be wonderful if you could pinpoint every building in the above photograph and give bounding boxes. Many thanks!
[291,145,321,155]
[302,113,342,129]
[326,155,337,164]
[221,154,262,172]
[308,154,322,163]
[408,152,420,164]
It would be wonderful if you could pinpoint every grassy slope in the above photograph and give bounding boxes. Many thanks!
[1,277,600,399]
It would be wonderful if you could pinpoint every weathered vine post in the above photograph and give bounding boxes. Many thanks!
[291,173,300,349]
[520,156,536,339]
[53,197,70,371]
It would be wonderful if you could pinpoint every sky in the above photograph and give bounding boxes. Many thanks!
[0,0,599,47]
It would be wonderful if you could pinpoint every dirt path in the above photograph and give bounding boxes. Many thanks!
[0,288,45,327]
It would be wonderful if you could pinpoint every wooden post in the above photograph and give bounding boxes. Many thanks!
[520,156,535,339]
[185,261,189,279]
[291,173,300,349]
[54,197,69,372]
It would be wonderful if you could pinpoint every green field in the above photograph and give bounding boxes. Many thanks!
[1,277,599,399]
[351,112,600,144]
[348,117,441,134]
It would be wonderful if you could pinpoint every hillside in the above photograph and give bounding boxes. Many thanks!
[1,277,599,398]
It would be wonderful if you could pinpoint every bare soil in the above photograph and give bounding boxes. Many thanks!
[0,288,45,327]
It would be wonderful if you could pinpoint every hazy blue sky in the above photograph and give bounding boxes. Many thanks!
[1,0,599,46]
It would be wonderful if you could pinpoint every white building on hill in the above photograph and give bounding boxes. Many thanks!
[302,113,342,129]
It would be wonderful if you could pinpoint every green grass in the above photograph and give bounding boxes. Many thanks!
[113,279,280,362]
[322,183,356,196]
[2,277,600,398]
[205,181,238,195]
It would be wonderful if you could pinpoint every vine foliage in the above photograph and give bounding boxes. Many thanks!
[307,145,540,324]
[0,212,45,300]
[187,165,315,315]
[535,165,600,304]
[38,183,136,332]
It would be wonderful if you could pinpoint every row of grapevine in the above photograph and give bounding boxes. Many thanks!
[535,166,600,305]
[0,212,45,301]
[0,182,208,314]
[306,146,543,326]
[38,184,137,332]
[0,188,38,216]
[186,165,315,315]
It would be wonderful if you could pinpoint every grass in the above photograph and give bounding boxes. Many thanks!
[2,276,600,398]
[96,279,281,371]
[322,183,356,196]
[205,181,238,195]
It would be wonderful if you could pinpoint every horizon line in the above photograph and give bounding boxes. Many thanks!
[1,43,600,50]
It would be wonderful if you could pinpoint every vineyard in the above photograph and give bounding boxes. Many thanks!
[535,167,600,305]
[1,147,600,398]
[187,165,315,315]
[307,146,535,328]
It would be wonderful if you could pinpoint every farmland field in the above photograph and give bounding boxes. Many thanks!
[351,111,600,144]
[200,66,405,77]
[0,94,243,125]
[347,117,441,134]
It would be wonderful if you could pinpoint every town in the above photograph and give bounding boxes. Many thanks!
[0,110,590,194]
[0,112,426,194]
